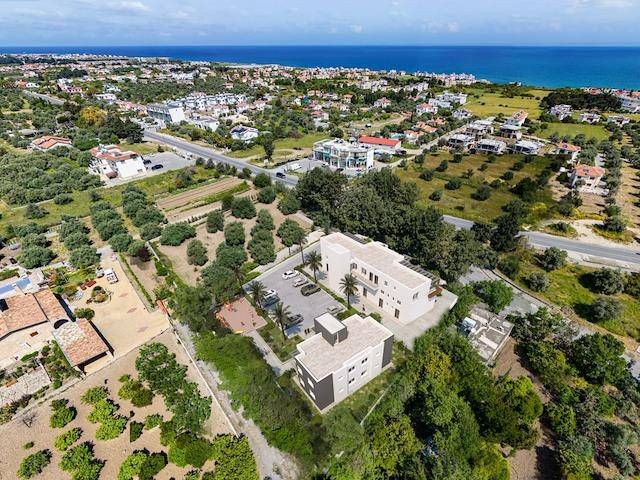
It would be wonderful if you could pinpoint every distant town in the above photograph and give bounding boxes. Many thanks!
[1,52,640,480]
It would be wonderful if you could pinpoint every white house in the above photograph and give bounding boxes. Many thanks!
[620,96,640,113]
[448,133,475,150]
[295,312,393,411]
[465,119,493,140]
[320,232,444,324]
[146,103,186,124]
[511,140,541,155]
[230,125,259,142]
[374,97,392,109]
[312,139,375,171]
[555,142,582,163]
[90,145,146,179]
[416,103,438,115]
[608,115,630,127]
[475,138,507,155]
[550,104,573,120]
[436,91,467,105]
[579,112,601,124]
[499,123,522,139]
[505,110,528,127]
[571,164,606,193]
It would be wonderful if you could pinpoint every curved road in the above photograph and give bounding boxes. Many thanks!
[144,130,640,269]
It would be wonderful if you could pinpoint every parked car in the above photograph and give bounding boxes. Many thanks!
[151,164,164,170]
[282,270,298,280]
[264,289,277,298]
[292,277,308,288]
[263,293,280,307]
[276,171,286,179]
[287,314,304,326]
[143,159,152,165]
[301,284,320,296]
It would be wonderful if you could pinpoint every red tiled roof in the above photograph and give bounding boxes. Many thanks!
[574,164,605,178]
[358,136,401,147]
[53,319,109,367]
[32,136,72,150]
[90,145,139,162]
[0,289,69,339]
[556,142,581,153]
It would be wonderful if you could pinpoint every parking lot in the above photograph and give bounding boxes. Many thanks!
[103,151,194,186]
[249,250,343,339]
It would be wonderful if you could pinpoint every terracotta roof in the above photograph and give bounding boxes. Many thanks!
[90,145,139,162]
[556,142,581,153]
[0,289,68,339]
[358,136,401,147]
[53,319,109,367]
[32,136,72,150]
[574,164,605,178]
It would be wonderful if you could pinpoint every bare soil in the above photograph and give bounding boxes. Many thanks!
[157,177,242,212]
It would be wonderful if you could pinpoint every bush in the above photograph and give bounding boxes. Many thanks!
[591,296,623,322]
[17,450,51,479]
[69,245,100,269]
[54,193,74,205]
[50,399,76,428]
[419,169,434,181]
[472,184,492,201]
[55,428,82,452]
[537,247,568,271]
[526,272,550,292]
[445,177,462,190]
[144,414,163,430]
[118,378,154,407]
[118,450,167,480]
[429,189,443,201]
[253,172,271,188]
[472,280,513,314]
[60,443,103,480]
[187,240,208,266]
[110,233,134,253]
[502,170,514,181]
[140,223,162,241]
[498,255,520,278]
[75,307,95,320]
[206,210,224,233]
[167,433,213,468]
[257,186,276,204]
[95,415,128,440]
[81,386,109,405]
[160,223,196,246]
[19,245,55,269]
[231,197,256,219]
[278,191,301,214]
[589,268,626,295]
[129,421,144,442]
[255,209,275,231]
[602,215,626,233]
[247,228,276,265]
[25,203,48,219]
[224,222,245,247]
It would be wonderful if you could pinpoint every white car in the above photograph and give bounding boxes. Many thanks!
[282,270,299,280]
[264,289,277,298]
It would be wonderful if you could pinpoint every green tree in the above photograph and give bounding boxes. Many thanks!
[224,222,245,247]
[186,240,208,266]
[278,190,300,214]
[591,295,623,323]
[490,211,522,252]
[231,197,257,219]
[340,273,358,308]
[306,250,322,282]
[570,333,627,385]
[590,268,627,295]
[172,284,213,333]
[538,247,568,271]
[17,450,51,479]
[272,302,290,336]
[472,280,513,313]
[248,281,266,308]
[55,428,83,452]
[257,186,276,204]
[70,245,100,268]
[206,210,224,233]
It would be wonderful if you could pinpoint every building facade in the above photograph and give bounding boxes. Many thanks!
[312,139,375,170]
[295,313,393,410]
[146,103,186,124]
[320,232,441,323]
[90,145,146,179]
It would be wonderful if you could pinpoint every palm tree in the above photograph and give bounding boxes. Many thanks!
[232,264,245,290]
[297,233,307,264]
[340,273,358,309]
[306,250,322,283]
[248,281,266,308]
[272,302,290,337]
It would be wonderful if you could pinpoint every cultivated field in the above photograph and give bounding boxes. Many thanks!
[0,331,232,480]
[157,177,244,212]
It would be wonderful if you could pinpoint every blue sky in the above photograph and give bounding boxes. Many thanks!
[0,0,638,46]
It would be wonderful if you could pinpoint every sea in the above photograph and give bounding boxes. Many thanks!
[2,45,640,89]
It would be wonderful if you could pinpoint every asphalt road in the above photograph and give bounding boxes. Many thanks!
[22,90,65,106]
[145,130,640,269]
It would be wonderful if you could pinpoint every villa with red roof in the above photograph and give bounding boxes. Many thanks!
[90,144,146,179]
[30,136,72,151]
[571,164,606,193]
[358,136,401,152]
[555,142,582,163]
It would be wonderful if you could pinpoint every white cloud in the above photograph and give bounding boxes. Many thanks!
[447,21,460,32]
[350,24,363,33]
[118,1,150,12]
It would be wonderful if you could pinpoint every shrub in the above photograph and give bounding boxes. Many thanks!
[81,386,109,405]
[54,193,74,205]
[160,223,196,246]
[118,378,154,408]
[472,184,492,201]
[23,441,34,450]
[69,245,100,269]
[498,255,520,278]
[96,415,128,440]
[144,414,163,430]
[19,245,55,269]
[472,280,513,313]
[140,223,162,241]
[224,222,245,247]
[255,209,275,231]
[129,421,144,442]
[429,189,443,201]
[187,240,208,266]
[75,308,95,320]
[25,203,48,219]
[60,443,103,479]
[436,160,448,172]
[253,172,271,188]
[257,186,276,204]
[537,247,568,271]
[17,450,51,479]
[55,427,82,452]
[118,450,167,480]
[589,268,626,295]
[445,177,462,190]
[278,191,301,214]
[50,399,76,428]
[591,296,623,322]
[502,171,514,181]
[206,210,224,233]
[526,272,550,292]
[167,433,213,468]
[602,215,626,233]
[247,228,276,265]
[419,169,434,181]
[88,398,118,424]
[110,233,134,253]
[231,197,256,219]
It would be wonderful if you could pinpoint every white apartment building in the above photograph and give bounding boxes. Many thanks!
[511,139,541,155]
[230,124,259,142]
[448,133,475,150]
[312,139,375,170]
[550,104,573,120]
[89,144,146,179]
[620,96,640,113]
[320,232,441,324]
[295,312,393,410]
[435,91,468,105]
[466,119,494,140]
[579,112,601,124]
[146,103,186,124]
[475,138,507,154]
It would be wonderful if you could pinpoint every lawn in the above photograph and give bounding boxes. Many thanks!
[228,132,326,160]
[464,89,548,119]
[537,122,610,141]
[516,261,640,341]
[120,142,163,156]
[395,152,555,223]
[258,320,302,361]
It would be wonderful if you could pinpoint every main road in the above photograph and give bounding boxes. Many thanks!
[144,130,640,269]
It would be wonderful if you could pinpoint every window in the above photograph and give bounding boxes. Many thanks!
[369,272,373,282]
[363,288,367,297]
[349,378,355,384]
[351,262,357,270]
[361,267,366,274]
[374,275,379,285]
[348,366,355,372]
[413,292,419,300]
[361,371,366,376]
[395,309,400,319]
[361,358,368,364]
[397,300,401,305]
[384,280,388,286]
[309,390,316,399]
[326,264,329,271]
[378,298,383,308]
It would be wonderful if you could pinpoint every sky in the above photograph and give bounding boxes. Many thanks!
[0,0,639,46]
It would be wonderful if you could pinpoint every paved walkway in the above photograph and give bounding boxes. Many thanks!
[172,323,299,480]
[245,330,294,375]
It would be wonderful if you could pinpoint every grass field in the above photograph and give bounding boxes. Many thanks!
[517,262,640,341]
[537,122,610,141]
[464,89,548,119]
[228,132,326,160]
[120,142,163,155]
[395,152,554,223]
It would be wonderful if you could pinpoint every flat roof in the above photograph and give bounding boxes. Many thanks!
[296,313,393,380]
[315,312,345,334]
[322,232,434,289]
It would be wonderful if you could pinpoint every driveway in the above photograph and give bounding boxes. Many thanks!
[102,152,194,187]
[248,246,343,340]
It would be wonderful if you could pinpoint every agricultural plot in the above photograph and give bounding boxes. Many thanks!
[157,177,245,212]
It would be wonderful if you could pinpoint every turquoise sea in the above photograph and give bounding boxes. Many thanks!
[1,45,640,89]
